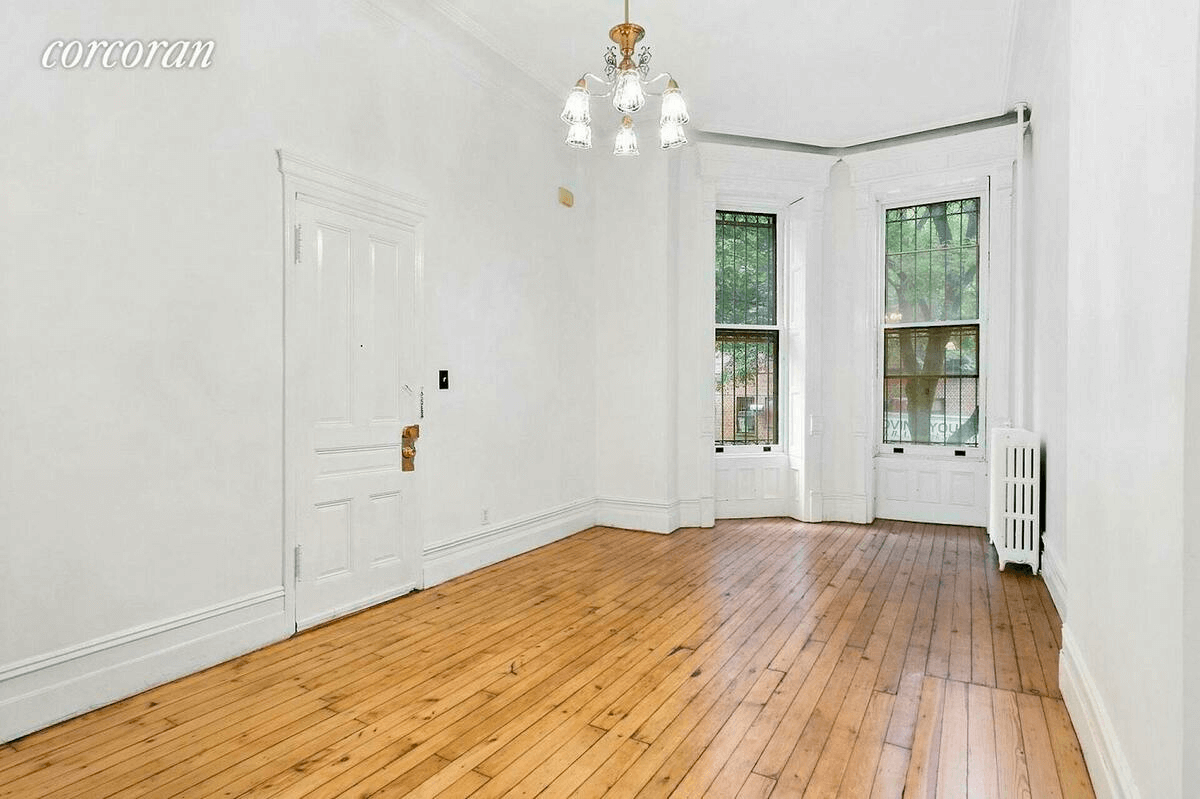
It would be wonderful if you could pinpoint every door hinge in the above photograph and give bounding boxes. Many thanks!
[293,224,302,264]
[420,389,424,419]
[294,544,302,580]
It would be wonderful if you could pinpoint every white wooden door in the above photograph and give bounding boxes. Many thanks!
[291,197,421,630]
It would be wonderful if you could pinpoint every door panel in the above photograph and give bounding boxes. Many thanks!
[370,237,403,423]
[315,223,353,424]
[293,198,420,630]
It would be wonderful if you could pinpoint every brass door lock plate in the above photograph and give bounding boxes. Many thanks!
[402,424,419,471]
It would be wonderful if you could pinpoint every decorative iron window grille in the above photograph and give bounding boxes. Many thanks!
[716,330,779,445]
[715,211,779,446]
[882,198,981,446]
[716,211,776,326]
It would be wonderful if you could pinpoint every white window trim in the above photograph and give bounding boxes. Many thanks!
[875,182,990,461]
[714,200,788,455]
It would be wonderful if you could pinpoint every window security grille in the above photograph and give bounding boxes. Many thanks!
[715,329,778,445]
[716,211,776,326]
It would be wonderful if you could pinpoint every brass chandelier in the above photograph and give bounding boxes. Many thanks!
[559,0,690,155]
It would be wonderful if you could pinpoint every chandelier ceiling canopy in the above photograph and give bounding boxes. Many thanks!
[560,0,690,156]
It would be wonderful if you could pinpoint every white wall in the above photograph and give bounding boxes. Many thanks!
[0,0,597,741]
[1185,28,1200,790]
[672,148,717,528]
[1025,0,1198,796]
[591,146,680,532]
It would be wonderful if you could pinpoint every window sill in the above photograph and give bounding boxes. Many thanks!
[874,447,985,463]
[715,448,788,459]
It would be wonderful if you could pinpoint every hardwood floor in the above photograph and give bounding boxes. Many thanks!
[0,519,1093,798]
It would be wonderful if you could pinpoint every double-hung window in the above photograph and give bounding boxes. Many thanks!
[714,211,779,448]
[882,198,982,447]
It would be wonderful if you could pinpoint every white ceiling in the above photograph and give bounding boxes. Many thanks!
[429,0,1020,146]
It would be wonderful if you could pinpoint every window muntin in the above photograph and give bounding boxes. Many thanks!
[882,198,981,447]
[714,210,779,447]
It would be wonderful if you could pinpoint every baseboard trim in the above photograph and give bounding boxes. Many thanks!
[715,497,790,520]
[422,497,597,587]
[675,498,710,528]
[1041,539,1068,619]
[594,497,680,534]
[822,493,871,524]
[871,503,986,527]
[1059,625,1140,799]
[0,587,287,744]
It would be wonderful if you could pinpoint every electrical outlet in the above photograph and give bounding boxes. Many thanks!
[481,508,490,525]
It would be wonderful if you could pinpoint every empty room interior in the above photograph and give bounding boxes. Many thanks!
[2,0,1199,797]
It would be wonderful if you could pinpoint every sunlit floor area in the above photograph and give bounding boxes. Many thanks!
[0,519,1092,798]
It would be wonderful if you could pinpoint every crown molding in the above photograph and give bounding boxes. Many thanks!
[697,141,835,201]
[843,124,1017,189]
[349,0,560,117]
[425,0,561,98]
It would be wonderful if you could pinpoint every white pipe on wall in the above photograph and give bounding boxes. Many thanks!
[1012,102,1030,427]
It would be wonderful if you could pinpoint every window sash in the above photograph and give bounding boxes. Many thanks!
[715,328,779,446]
[882,198,980,326]
[882,324,980,446]
[715,210,777,327]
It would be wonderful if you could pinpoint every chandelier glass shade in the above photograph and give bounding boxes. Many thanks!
[560,81,591,126]
[612,70,647,114]
[613,116,639,156]
[565,122,592,149]
[559,0,689,156]
[659,119,687,149]
[660,82,689,125]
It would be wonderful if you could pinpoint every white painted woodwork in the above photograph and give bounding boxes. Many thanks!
[875,453,989,526]
[291,197,421,630]
[843,129,1016,528]
[694,146,835,524]
[714,453,790,519]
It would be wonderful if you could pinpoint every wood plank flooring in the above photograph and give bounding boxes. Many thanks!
[0,519,1094,798]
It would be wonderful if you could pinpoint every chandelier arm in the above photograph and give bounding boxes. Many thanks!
[581,72,615,98]
[639,72,673,87]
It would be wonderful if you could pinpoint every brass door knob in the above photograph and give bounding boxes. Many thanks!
[402,446,416,459]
